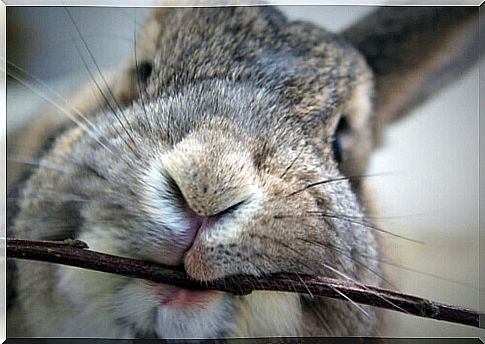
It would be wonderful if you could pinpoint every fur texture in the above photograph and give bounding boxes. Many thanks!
[7,6,481,338]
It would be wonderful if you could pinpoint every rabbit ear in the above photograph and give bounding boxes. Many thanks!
[342,7,483,141]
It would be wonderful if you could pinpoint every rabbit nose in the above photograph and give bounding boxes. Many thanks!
[161,133,258,217]
[166,166,248,221]
[185,212,210,241]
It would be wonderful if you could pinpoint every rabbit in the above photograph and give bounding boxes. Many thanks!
[6,6,482,338]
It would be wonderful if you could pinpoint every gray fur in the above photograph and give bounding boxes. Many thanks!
[7,6,481,338]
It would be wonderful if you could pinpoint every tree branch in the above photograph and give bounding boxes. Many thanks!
[6,237,481,329]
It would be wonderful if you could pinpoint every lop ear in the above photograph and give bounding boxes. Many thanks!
[342,7,483,144]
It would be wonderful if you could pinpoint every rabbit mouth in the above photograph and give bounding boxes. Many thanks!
[113,278,234,339]
[146,281,222,309]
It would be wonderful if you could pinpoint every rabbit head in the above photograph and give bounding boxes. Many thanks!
[8,6,482,338]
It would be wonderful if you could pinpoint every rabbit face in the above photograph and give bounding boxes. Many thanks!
[76,80,377,277]
[11,7,382,338]
[11,5,479,339]
[47,57,378,337]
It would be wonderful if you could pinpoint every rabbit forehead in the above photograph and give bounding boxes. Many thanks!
[136,6,370,127]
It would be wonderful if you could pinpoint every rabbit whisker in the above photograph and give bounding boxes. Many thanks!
[133,9,153,137]
[6,154,69,173]
[279,145,305,180]
[296,229,479,289]
[64,7,140,160]
[39,34,135,69]
[253,251,299,293]
[4,60,113,155]
[275,212,422,244]
[250,233,372,320]
[269,217,396,290]
[286,171,395,198]
[322,262,408,316]
[252,231,409,318]
[293,236,395,289]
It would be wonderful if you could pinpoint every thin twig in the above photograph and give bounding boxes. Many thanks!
[5,237,482,328]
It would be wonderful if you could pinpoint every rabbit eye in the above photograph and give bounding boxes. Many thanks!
[332,135,342,163]
[332,117,349,163]
[135,61,153,84]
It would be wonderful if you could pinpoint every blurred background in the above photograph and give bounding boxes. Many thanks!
[5,5,483,338]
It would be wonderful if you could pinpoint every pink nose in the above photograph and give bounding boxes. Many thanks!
[158,212,210,267]
[183,211,210,250]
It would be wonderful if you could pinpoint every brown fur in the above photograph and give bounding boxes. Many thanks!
[7,6,481,338]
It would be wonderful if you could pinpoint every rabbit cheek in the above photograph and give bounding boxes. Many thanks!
[183,242,214,281]
[184,223,239,281]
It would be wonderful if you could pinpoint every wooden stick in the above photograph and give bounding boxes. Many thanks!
[6,237,482,328]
